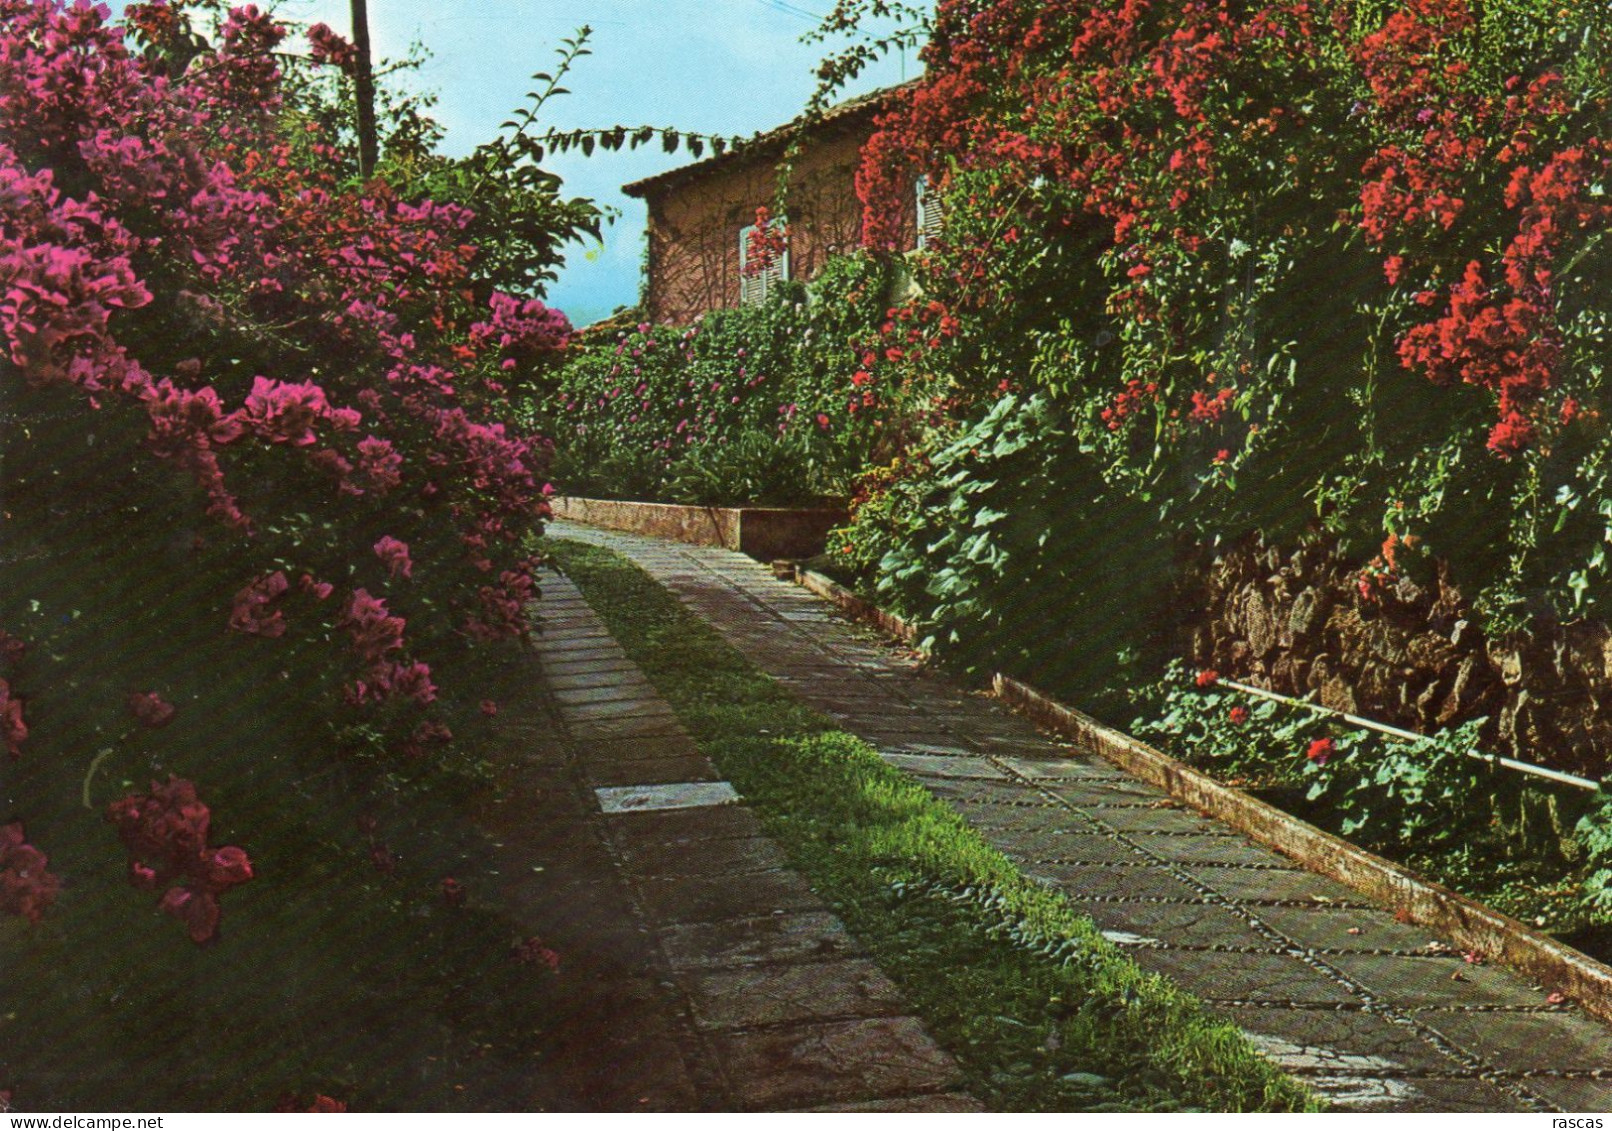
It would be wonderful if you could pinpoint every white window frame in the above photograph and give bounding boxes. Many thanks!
[738,216,789,306]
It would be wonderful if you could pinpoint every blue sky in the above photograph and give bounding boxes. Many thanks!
[268,1,921,326]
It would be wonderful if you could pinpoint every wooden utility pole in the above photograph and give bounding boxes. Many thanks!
[350,0,378,178]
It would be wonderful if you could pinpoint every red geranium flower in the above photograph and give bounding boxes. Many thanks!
[1306,737,1336,766]
[1195,669,1219,688]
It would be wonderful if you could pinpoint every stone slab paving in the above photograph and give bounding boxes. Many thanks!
[529,570,979,1113]
[549,519,1612,1113]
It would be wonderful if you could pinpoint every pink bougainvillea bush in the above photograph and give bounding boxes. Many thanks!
[1,0,573,930]
[1,0,584,1110]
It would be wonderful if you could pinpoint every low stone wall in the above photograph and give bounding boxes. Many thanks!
[551,497,847,561]
[1185,536,1612,780]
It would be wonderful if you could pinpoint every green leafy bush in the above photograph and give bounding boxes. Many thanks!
[1134,665,1501,853]
[868,394,1176,706]
[537,253,898,505]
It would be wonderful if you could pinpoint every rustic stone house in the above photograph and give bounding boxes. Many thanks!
[623,84,936,325]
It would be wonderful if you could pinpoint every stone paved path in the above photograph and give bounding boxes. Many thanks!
[547,519,1612,1114]
[522,570,979,1112]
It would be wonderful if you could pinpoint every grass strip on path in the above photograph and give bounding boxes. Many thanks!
[544,539,1320,1113]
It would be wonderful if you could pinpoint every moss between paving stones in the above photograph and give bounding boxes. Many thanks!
[544,539,1321,1113]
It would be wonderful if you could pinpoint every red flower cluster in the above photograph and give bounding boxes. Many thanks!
[126,690,176,728]
[0,822,61,923]
[741,206,789,278]
[1102,378,1160,432]
[107,778,253,944]
[511,935,561,971]
[1188,385,1235,425]
[0,676,25,758]
[229,572,290,638]
[1306,737,1335,766]
[305,23,356,70]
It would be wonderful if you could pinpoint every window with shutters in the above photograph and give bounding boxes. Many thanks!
[915,175,944,250]
[738,217,789,306]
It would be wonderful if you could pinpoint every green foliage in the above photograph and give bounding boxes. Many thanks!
[1304,719,1493,851]
[1131,662,1328,785]
[538,253,898,505]
[390,30,602,297]
[663,431,831,507]
[860,394,1176,706]
[1132,664,1500,854]
[1575,785,1612,914]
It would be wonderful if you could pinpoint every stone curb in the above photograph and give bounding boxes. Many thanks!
[791,566,924,651]
[772,562,1612,1027]
[992,672,1612,1029]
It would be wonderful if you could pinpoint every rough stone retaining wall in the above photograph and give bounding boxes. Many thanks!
[1185,536,1612,781]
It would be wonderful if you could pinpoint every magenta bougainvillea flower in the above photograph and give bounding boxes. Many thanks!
[373,536,412,580]
[0,822,61,923]
[0,678,26,758]
[306,23,356,70]
[107,778,253,945]
[3,0,567,949]
[127,691,176,728]
[229,572,291,637]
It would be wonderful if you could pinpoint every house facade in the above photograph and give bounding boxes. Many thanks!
[623,86,925,325]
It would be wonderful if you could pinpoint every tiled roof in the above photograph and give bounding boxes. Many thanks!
[620,81,914,199]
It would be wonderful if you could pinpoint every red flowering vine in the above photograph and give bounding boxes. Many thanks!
[741,205,789,277]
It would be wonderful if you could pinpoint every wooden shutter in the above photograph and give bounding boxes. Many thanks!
[916,176,944,250]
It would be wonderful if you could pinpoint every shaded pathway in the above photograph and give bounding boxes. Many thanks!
[514,570,978,1111]
[548,519,1612,1113]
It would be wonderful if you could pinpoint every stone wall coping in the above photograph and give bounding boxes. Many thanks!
[552,496,847,562]
[996,672,1612,1028]
[778,561,1612,1026]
